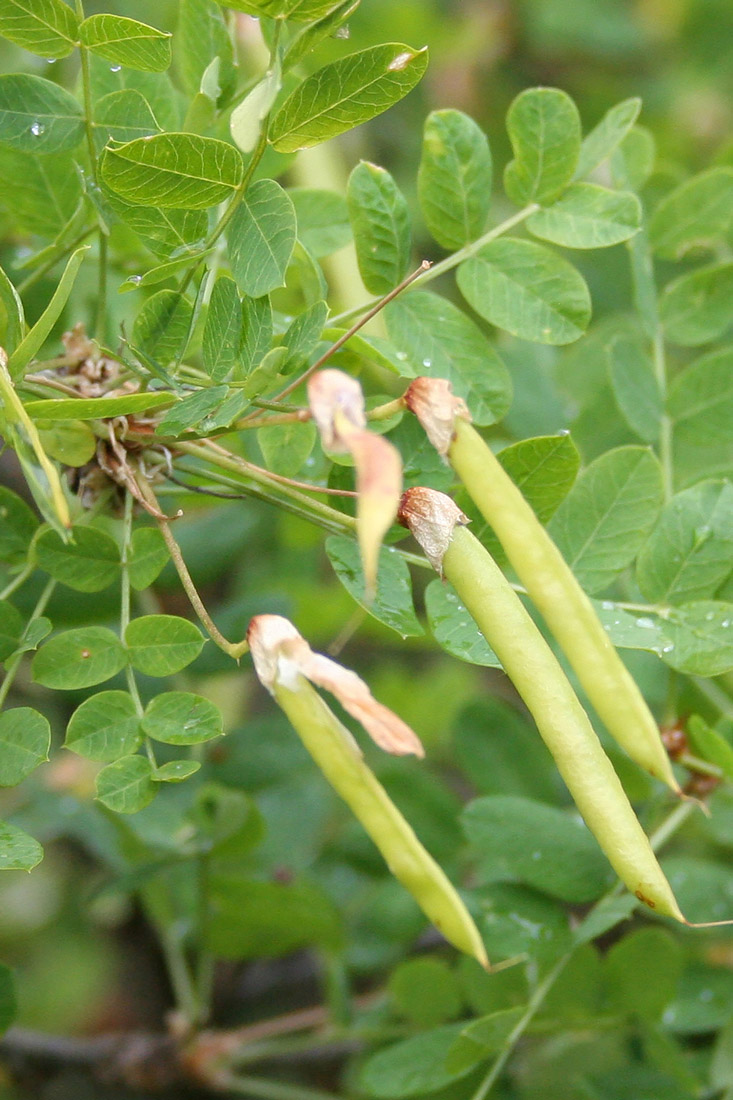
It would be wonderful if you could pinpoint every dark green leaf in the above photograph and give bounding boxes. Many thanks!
[662,601,733,676]
[361,1023,477,1099]
[574,97,641,179]
[605,927,682,1020]
[0,74,83,154]
[457,238,591,345]
[497,432,581,525]
[418,108,492,249]
[686,716,733,781]
[669,347,733,486]
[527,184,641,248]
[549,446,664,594]
[607,331,661,443]
[239,294,272,376]
[0,601,22,662]
[270,43,428,153]
[425,579,501,667]
[101,132,243,209]
[385,290,511,425]
[280,299,328,371]
[660,262,733,347]
[649,167,733,260]
[573,894,638,945]
[590,601,670,656]
[128,527,169,591]
[25,391,175,422]
[125,615,205,676]
[65,691,141,762]
[325,535,423,637]
[35,526,121,593]
[663,962,733,1035]
[0,0,79,59]
[176,0,235,98]
[203,276,241,382]
[0,149,81,237]
[478,882,572,965]
[95,754,157,813]
[101,188,207,259]
[257,420,316,475]
[0,965,15,1034]
[0,263,23,354]
[388,958,462,1028]
[453,698,558,803]
[283,0,359,71]
[290,188,351,257]
[80,15,172,73]
[142,691,223,745]
[208,875,343,958]
[0,821,43,871]
[446,1006,525,1075]
[504,87,581,206]
[636,480,733,605]
[0,708,50,785]
[32,627,127,689]
[228,179,297,298]
[462,795,612,903]
[93,89,161,149]
[348,160,411,295]
[189,782,264,857]
[132,290,192,364]
[0,486,38,563]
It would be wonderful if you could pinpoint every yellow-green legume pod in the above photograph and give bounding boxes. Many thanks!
[247,617,489,966]
[399,488,684,921]
[405,379,679,793]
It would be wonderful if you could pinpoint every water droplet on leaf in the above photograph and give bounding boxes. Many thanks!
[30,121,45,136]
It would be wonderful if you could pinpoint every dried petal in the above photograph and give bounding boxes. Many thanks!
[247,614,424,757]
[308,369,366,453]
[398,486,469,572]
[349,430,402,597]
[404,377,471,458]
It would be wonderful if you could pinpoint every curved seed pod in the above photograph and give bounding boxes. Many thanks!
[404,377,679,793]
[247,614,489,966]
[399,488,685,921]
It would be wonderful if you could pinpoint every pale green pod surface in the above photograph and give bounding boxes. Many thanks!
[398,488,684,921]
[247,615,488,966]
[404,378,678,792]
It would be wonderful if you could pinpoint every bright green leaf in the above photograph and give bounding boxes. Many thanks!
[157,385,229,436]
[125,615,205,676]
[65,691,141,762]
[37,420,96,467]
[662,601,733,676]
[32,627,127,689]
[418,108,492,250]
[95,754,157,813]
[446,1006,525,1075]
[360,1023,476,1099]
[0,73,83,154]
[669,347,733,486]
[549,446,664,594]
[0,148,81,237]
[0,0,79,59]
[348,160,411,295]
[527,183,641,248]
[290,188,351,257]
[325,535,423,637]
[610,124,656,192]
[498,432,581,526]
[283,0,359,70]
[660,261,733,347]
[574,97,641,180]
[258,420,316,476]
[25,392,175,422]
[8,245,89,378]
[457,238,591,345]
[230,61,281,154]
[176,0,235,98]
[213,0,346,18]
[35,525,121,592]
[0,821,43,871]
[80,15,172,73]
[0,486,38,564]
[132,289,192,364]
[155,760,201,782]
[388,958,462,1028]
[269,43,428,153]
[93,89,161,149]
[686,716,733,782]
[0,708,50,786]
[128,527,169,591]
[228,179,297,298]
[100,132,243,209]
[142,691,223,745]
[504,87,581,206]
[0,263,23,354]
[385,290,511,425]
[607,331,661,443]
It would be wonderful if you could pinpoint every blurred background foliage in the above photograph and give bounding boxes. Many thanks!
[0,2,732,1099]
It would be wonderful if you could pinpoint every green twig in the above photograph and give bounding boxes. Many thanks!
[218,1073,339,1100]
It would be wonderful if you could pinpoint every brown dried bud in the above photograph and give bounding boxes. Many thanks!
[307,369,366,453]
[404,378,471,458]
[398,487,470,572]
[660,723,688,760]
[247,614,424,757]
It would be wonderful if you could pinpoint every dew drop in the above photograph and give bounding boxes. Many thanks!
[601,600,614,610]
[110,64,122,72]
[661,643,675,653]
[557,428,570,436]
[422,357,432,368]
[128,275,143,285]
[722,619,731,628]
[46,58,56,64]
[30,121,45,136]
[705,611,715,621]
[636,617,655,629]
[395,351,408,361]
[531,850,542,861]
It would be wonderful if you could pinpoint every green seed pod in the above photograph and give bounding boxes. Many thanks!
[398,487,684,921]
[247,614,489,966]
[404,377,679,793]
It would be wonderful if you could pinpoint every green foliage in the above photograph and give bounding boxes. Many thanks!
[0,2,732,1096]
